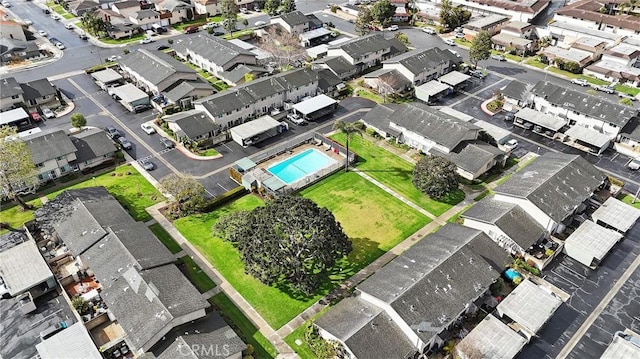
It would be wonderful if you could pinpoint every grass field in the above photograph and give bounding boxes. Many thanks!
[209,293,277,358]
[284,307,331,359]
[619,193,640,209]
[46,165,162,221]
[0,199,42,235]
[179,256,216,293]
[149,223,182,254]
[331,134,465,216]
[99,33,146,45]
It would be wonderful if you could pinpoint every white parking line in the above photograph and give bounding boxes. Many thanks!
[217,183,229,192]
[222,143,234,152]
[558,262,587,281]
[550,269,581,289]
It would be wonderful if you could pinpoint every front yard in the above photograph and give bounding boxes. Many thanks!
[330,134,465,216]
[175,170,430,329]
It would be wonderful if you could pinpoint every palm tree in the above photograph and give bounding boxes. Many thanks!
[333,120,363,172]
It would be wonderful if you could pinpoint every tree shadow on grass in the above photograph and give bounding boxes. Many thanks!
[272,237,384,302]
[354,166,413,179]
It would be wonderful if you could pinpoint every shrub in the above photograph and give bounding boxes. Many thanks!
[489,277,505,295]
[365,127,379,137]
[486,99,504,112]
[330,4,338,12]
[200,186,248,212]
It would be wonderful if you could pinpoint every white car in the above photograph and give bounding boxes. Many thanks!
[51,14,61,21]
[203,22,219,29]
[141,123,156,134]
[107,55,121,62]
[1,1,10,7]
[140,159,154,171]
[387,25,399,31]
[504,139,518,150]
[628,158,640,170]
[254,21,266,26]
[24,19,33,26]
[422,27,436,35]
[139,37,153,44]
[56,42,65,50]
[38,30,48,37]
[571,78,589,86]
[287,113,306,125]
[64,23,73,30]
[42,108,55,119]
[444,39,456,46]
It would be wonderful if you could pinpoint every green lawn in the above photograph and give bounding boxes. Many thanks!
[99,33,146,45]
[179,255,216,293]
[284,307,331,359]
[173,19,207,32]
[615,84,640,97]
[197,148,220,156]
[355,89,382,103]
[301,172,430,257]
[63,13,74,19]
[207,15,225,23]
[221,29,255,40]
[148,223,182,254]
[454,38,469,47]
[619,193,640,209]
[209,293,277,359]
[331,134,465,216]
[524,58,547,69]
[0,199,42,235]
[545,68,609,85]
[46,165,162,221]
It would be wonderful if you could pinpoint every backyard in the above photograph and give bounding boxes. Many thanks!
[178,255,216,293]
[331,133,465,216]
[149,223,182,254]
[174,171,430,329]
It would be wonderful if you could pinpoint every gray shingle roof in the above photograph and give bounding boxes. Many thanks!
[172,33,256,70]
[111,222,176,269]
[462,197,546,249]
[23,129,77,165]
[314,56,356,76]
[70,128,116,164]
[357,224,509,343]
[164,80,214,103]
[163,110,220,140]
[391,104,479,150]
[494,152,605,222]
[314,297,417,359]
[119,49,196,87]
[316,68,342,92]
[0,77,22,98]
[157,327,246,359]
[140,265,209,318]
[532,80,637,127]
[132,9,160,19]
[432,141,504,175]
[223,64,267,85]
[363,68,412,90]
[82,230,137,287]
[501,80,532,102]
[276,10,310,27]
[383,47,462,76]
[330,33,392,59]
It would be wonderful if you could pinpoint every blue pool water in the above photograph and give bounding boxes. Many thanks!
[268,149,337,184]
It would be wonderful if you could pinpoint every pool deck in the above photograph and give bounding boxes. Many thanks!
[257,142,344,175]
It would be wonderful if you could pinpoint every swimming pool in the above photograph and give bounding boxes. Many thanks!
[268,148,337,184]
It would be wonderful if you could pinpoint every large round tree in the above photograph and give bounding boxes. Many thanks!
[412,156,459,200]
[214,196,351,296]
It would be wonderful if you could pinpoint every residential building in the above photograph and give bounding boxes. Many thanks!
[443,0,551,23]
[70,128,117,172]
[0,20,27,42]
[172,33,257,82]
[464,14,509,35]
[315,223,510,357]
[548,21,620,48]
[500,21,536,39]
[554,0,640,37]
[585,42,640,86]
[36,322,102,359]
[530,80,637,138]
[163,109,221,143]
[118,49,199,95]
[0,38,42,65]
[111,0,143,17]
[311,56,358,80]
[194,68,318,129]
[154,0,193,25]
[363,68,413,96]
[316,68,346,98]
[67,0,102,16]
[500,79,533,111]
[163,80,215,107]
[381,47,462,86]
[572,37,608,56]
[493,152,606,233]
[129,9,162,30]
[491,33,533,54]
[20,78,59,111]
[23,130,78,182]
[270,11,319,35]
[542,46,594,69]
[156,328,247,359]
[0,77,24,110]
[223,64,269,86]
[326,34,408,73]
[194,0,218,16]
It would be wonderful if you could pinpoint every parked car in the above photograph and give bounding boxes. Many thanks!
[133,104,152,113]
[42,107,55,119]
[504,139,518,150]
[141,123,156,134]
[146,29,157,37]
[619,92,637,101]
[79,33,88,40]
[203,22,219,29]
[387,25,399,31]
[104,126,121,139]
[30,112,43,122]
[140,159,154,171]
[159,137,175,149]
[628,158,640,170]
[107,55,121,62]
[64,23,73,30]
[454,27,464,33]
[455,32,465,38]
[56,42,65,50]
[38,30,48,37]
[287,113,306,125]
[444,39,456,46]
[594,84,615,94]
[156,45,170,50]
[504,111,515,121]
[23,19,33,26]
[51,14,61,21]
[117,137,132,150]
[422,27,436,35]
[239,7,248,14]
[469,69,486,79]
[1,1,11,7]
[571,78,589,86]
[254,21,266,26]
[491,54,506,61]
[184,26,198,34]
[139,37,153,44]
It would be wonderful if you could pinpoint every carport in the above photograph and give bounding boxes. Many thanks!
[592,197,640,233]
[456,315,527,359]
[230,115,284,147]
[300,28,332,47]
[496,279,562,339]
[564,220,623,268]
[564,126,611,155]
[437,71,470,91]
[474,120,512,145]
[108,84,149,111]
[91,68,123,90]
[514,108,564,135]
[0,108,30,128]
[292,94,337,121]
[415,80,453,104]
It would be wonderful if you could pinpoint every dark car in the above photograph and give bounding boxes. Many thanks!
[184,26,199,34]
[79,33,88,40]
[49,37,60,44]
[117,136,132,150]
[156,45,170,51]
[504,111,515,121]
[159,137,175,149]
[104,126,121,139]
[133,104,152,113]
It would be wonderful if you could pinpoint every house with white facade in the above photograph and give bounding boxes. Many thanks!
[118,49,199,95]
[0,77,24,111]
[443,0,550,23]
[381,47,462,86]
[129,8,161,29]
[172,33,257,83]
[70,128,117,172]
[193,0,218,16]
[500,21,536,39]
[554,0,640,37]
[194,68,318,129]
[23,130,78,182]
[154,0,194,25]
[326,33,408,73]
[315,223,510,358]
[493,152,606,233]
[20,78,60,111]
[0,20,27,42]
[585,42,640,87]
[270,10,319,35]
